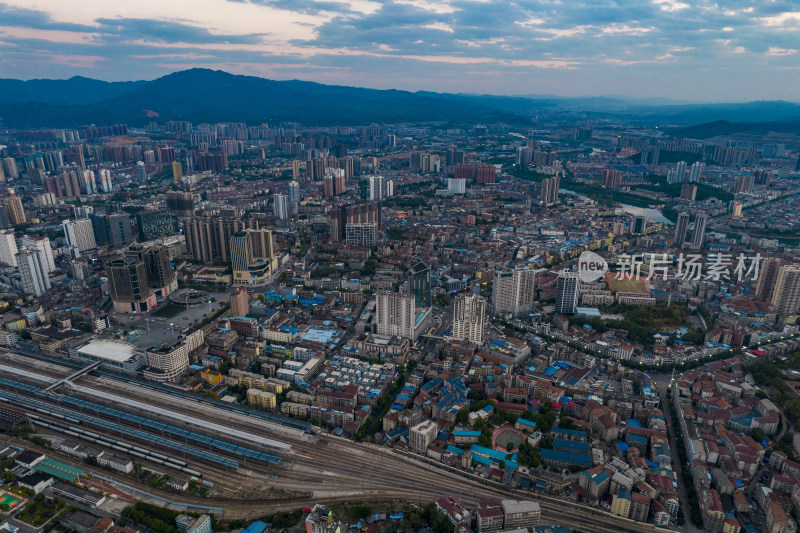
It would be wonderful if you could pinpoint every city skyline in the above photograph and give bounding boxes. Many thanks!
[0,0,799,101]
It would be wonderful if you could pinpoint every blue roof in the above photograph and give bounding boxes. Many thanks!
[553,438,590,453]
[617,442,630,452]
[553,427,587,439]
[453,430,481,437]
[626,419,642,427]
[516,418,537,428]
[540,448,592,467]
[242,521,268,533]
[446,445,465,455]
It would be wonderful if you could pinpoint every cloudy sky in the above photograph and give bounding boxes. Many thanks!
[0,0,798,101]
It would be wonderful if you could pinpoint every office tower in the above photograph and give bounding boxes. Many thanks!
[21,236,55,274]
[756,257,783,302]
[106,244,176,312]
[409,420,438,454]
[3,190,26,225]
[555,271,580,315]
[137,161,147,183]
[376,291,416,340]
[408,262,431,308]
[540,176,560,206]
[492,268,536,317]
[15,248,51,297]
[136,210,179,241]
[632,216,647,234]
[91,213,134,248]
[166,191,195,217]
[688,162,704,183]
[0,206,10,229]
[448,178,466,194]
[230,231,273,285]
[771,264,800,317]
[452,293,486,345]
[124,244,177,298]
[230,287,249,317]
[3,157,18,179]
[0,230,18,267]
[145,342,190,382]
[602,169,622,188]
[273,194,289,220]
[97,169,113,193]
[105,256,153,313]
[62,218,97,254]
[689,213,708,249]
[680,183,697,201]
[673,212,690,246]
[288,180,300,216]
[172,161,183,182]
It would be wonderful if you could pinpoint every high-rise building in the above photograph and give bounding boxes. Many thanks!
[452,293,486,345]
[230,229,274,285]
[136,210,179,241]
[144,341,191,382]
[667,161,686,184]
[771,264,800,317]
[732,201,743,217]
[368,175,393,200]
[273,194,289,220]
[680,183,697,201]
[0,230,18,267]
[106,243,177,312]
[172,161,183,182]
[329,202,382,242]
[673,212,690,246]
[91,213,134,248]
[288,180,300,216]
[492,268,535,317]
[407,262,431,309]
[136,161,147,183]
[230,287,249,317]
[690,213,708,249]
[166,191,195,217]
[632,216,647,234]
[0,206,10,229]
[409,420,438,454]
[555,271,580,315]
[734,174,755,194]
[602,169,622,188]
[447,178,466,195]
[540,176,560,206]
[2,157,18,179]
[62,218,97,254]
[756,257,783,302]
[500,500,541,530]
[15,247,51,297]
[688,162,704,183]
[182,216,258,263]
[2,190,26,226]
[21,235,55,274]
[376,291,416,340]
[323,168,346,197]
[97,169,113,193]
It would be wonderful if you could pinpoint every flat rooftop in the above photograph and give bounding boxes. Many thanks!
[77,341,136,363]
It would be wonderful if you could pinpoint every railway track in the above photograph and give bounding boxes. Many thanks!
[0,351,666,532]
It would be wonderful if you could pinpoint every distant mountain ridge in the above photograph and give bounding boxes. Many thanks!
[1,68,800,128]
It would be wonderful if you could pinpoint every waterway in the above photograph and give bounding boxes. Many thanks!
[561,188,672,225]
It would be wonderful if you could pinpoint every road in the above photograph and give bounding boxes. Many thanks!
[651,372,703,533]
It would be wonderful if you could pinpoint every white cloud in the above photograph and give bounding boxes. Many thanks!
[422,22,454,33]
[766,47,798,56]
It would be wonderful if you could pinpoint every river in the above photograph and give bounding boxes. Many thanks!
[561,188,673,225]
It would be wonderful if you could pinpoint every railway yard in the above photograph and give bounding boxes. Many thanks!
[0,350,666,532]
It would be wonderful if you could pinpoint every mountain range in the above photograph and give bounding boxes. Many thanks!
[2,68,800,130]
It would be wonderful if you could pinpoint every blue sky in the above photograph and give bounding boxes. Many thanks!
[0,0,798,101]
